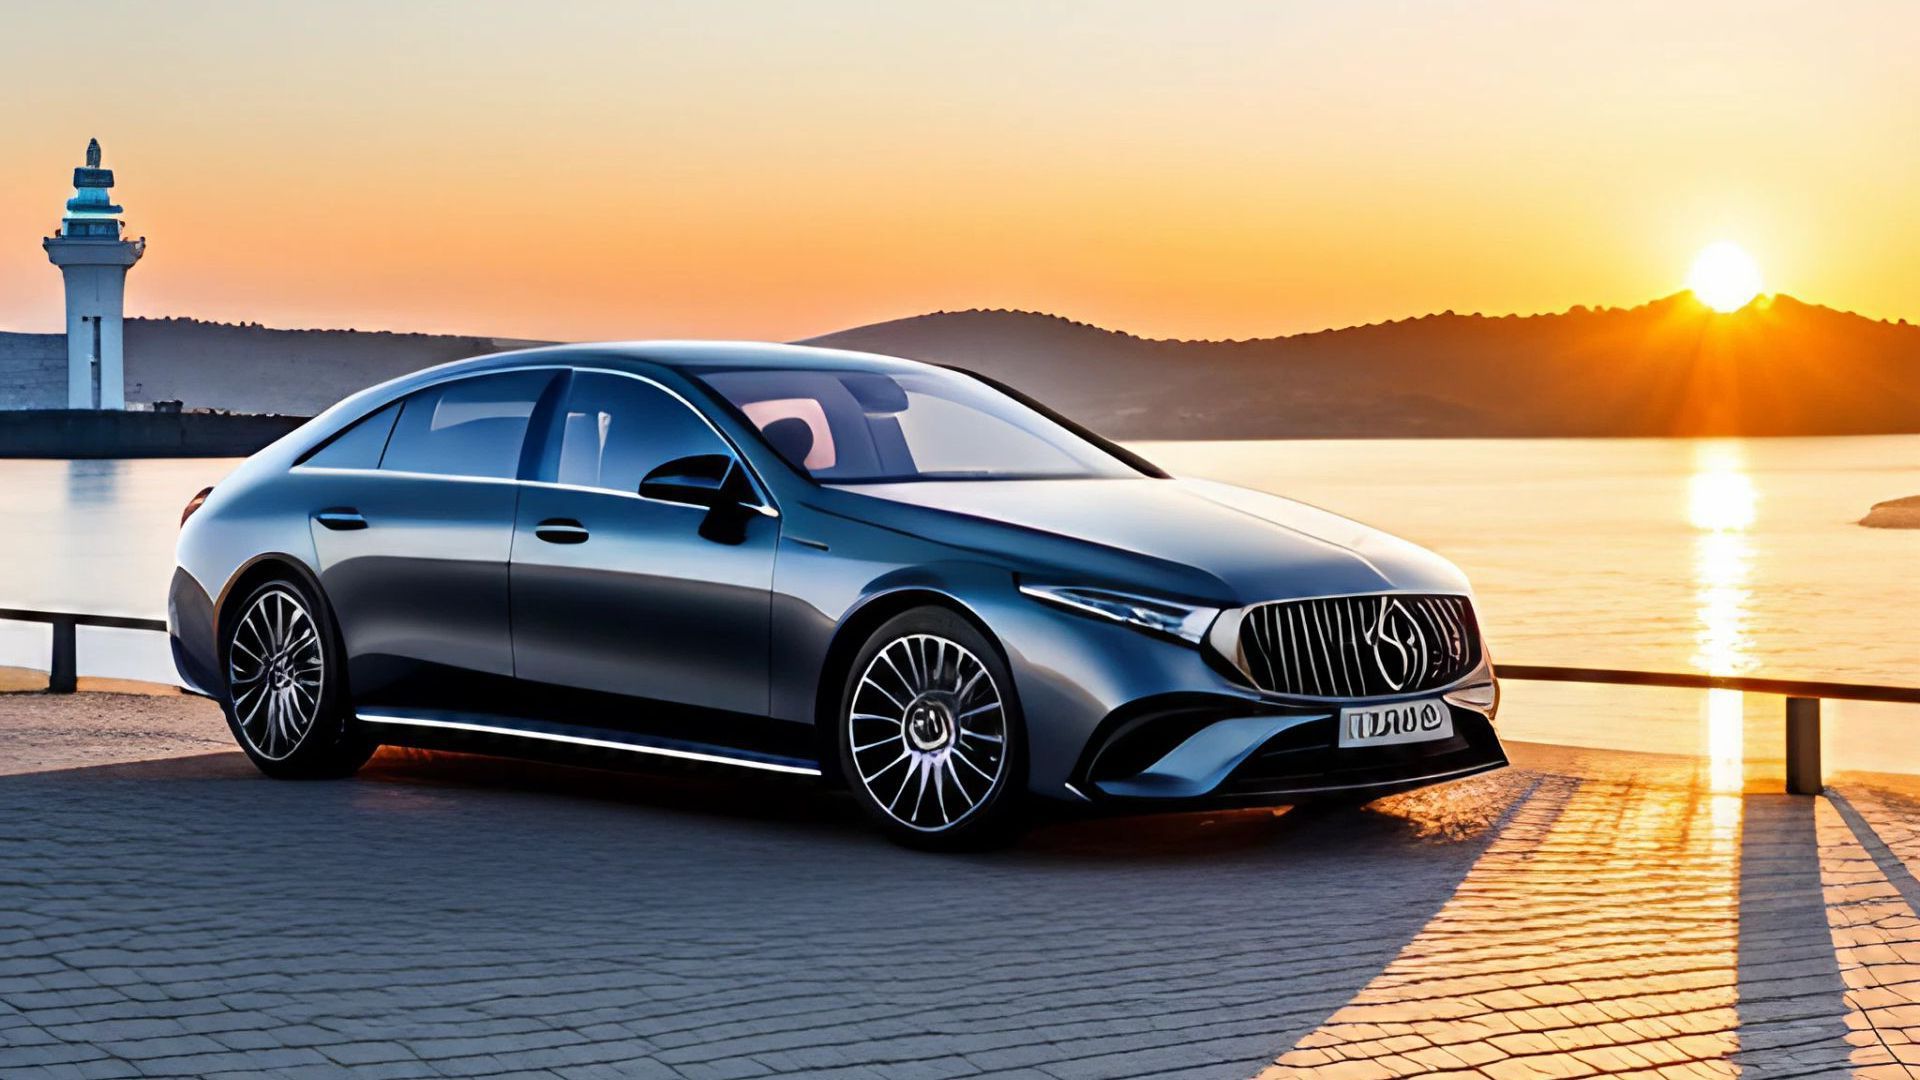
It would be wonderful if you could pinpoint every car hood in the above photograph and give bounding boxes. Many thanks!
[831,476,1469,605]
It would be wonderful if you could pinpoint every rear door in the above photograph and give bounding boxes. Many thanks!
[305,368,557,707]
[509,370,778,719]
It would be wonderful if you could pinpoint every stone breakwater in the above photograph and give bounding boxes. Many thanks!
[0,408,305,458]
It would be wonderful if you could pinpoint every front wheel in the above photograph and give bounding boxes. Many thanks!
[221,577,375,779]
[838,608,1026,849]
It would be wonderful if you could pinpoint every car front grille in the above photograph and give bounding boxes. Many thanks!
[1233,593,1481,699]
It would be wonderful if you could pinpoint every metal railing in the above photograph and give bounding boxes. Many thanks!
[1,609,1912,796]
[1498,664,1920,796]
[0,607,168,694]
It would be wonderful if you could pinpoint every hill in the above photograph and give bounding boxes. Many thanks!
[3,294,1917,437]
[806,294,1920,438]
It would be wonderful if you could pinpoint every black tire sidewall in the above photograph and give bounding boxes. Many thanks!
[220,575,371,778]
[837,606,1027,849]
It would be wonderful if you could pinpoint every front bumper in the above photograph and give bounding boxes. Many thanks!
[989,586,1505,806]
[1069,694,1505,807]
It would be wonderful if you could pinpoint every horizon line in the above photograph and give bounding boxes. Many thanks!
[3,289,1911,347]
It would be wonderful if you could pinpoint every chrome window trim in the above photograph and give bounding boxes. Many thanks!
[296,465,522,486]
[357,712,821,776]
[289,362,780,517]
[517,478,778,517]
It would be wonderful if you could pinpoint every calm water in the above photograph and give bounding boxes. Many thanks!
[4,436,1917,775]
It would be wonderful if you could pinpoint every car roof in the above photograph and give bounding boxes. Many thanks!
[440,340,933,379]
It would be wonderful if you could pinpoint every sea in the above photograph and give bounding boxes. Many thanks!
[4,435,1917,778]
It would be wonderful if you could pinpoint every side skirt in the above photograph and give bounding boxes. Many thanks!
[357,708,821,777]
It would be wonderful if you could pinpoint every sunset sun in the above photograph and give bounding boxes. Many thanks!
[1687,242,1764,312]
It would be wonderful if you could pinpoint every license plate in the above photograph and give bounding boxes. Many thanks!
[1338,698,1454,748]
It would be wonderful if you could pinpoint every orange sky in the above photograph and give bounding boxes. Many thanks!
[2,1,1916,342]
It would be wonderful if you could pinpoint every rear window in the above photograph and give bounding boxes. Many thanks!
[380,371,554,480]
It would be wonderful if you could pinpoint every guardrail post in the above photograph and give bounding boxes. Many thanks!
[1785,696,1821,796]
[48,615,77,694]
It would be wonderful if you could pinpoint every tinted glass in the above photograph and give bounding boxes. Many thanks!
[550,372,730,493]
[697,366,1139,483]
[301,401,399,469]
[381,370,553,479]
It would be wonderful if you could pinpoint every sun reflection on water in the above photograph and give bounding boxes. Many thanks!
[1688,442,1757,792]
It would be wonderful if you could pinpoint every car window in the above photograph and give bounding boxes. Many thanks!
[697,367,1139,483]
[549,372,731,494]
[892,390,1085,476]
[381,370,553,480]
[301,401,399,469]
[738,397,836,470]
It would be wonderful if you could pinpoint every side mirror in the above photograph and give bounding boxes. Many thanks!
[639,454,737,508]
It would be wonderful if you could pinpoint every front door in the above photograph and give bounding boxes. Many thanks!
[509,370,778,720]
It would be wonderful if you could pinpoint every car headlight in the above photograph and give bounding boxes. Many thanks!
[1017,583,1220,645]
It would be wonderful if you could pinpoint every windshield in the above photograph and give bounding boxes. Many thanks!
[697,366,1144,483]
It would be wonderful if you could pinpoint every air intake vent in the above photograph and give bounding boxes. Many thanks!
[1234,594,1480,699]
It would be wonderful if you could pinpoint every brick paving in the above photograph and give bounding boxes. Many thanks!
[1818,791,1920,1078]
[0,693,1917,1078]
[1260,777,1746,1079]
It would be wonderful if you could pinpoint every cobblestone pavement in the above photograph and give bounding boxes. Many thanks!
[0,686,227,776]
[0,694,1917,1079]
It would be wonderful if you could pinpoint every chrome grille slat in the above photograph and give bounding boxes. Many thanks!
[1299,605,1323,696]
[1235,593,1482,699]
[1284,605,1305,694]
[1257,603,1279,689]
[1345,596,1367,696]
[1251,599,1282,684]
[1308,604,1329,696]
[1330,601,1353,697]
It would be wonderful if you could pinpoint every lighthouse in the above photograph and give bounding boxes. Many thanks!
[42,139,145,410]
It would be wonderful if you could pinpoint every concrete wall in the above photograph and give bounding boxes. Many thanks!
[0,335,65,410]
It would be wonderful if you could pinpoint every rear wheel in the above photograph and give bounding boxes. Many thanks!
[838,608,1026,849]
[221,576,375,779]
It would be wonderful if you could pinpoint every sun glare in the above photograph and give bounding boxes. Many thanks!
[1686,242,1764,312]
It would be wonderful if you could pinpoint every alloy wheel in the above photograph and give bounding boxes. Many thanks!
[227,587,325,761]
[848,633,1008,832]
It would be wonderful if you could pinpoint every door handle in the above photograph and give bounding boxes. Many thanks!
[534,518,590,544]
[314,508,367,531]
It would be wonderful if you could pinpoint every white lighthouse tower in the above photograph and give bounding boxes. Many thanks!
[42,139,145,410]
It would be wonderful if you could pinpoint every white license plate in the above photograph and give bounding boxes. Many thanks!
[1338,698,1454,748]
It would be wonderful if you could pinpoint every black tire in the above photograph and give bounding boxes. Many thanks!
[837,607,1027,850]
[219,575,376,779]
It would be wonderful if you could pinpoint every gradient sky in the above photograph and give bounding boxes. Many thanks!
[2,0,1916,342]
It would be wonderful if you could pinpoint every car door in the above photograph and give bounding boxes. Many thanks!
[305,368,558,709]
[509,369,778,720]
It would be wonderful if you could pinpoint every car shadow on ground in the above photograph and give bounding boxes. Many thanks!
[358,744,1533,861]
[42,742,1535,862]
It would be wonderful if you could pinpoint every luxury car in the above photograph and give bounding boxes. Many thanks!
[170,342,1505,846]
